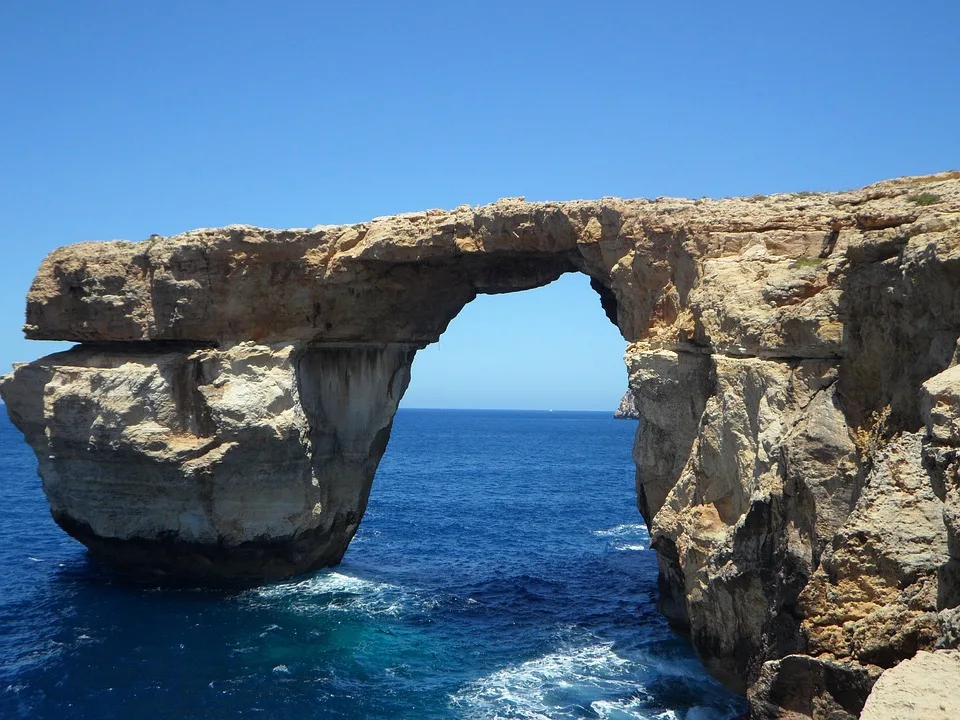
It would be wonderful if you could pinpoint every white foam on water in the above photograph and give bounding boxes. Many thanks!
[593,524,649,539]
[591,702,730,720]
[450,642,664,719]
[628,652,717,685]
[256,571,389,598]
[593,523,651,552]
[591,698,676,719]
[253,571,426,617]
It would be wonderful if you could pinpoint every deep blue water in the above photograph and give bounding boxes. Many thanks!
[0,408,745,719]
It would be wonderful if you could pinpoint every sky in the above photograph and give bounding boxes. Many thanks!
[1,1,958,409]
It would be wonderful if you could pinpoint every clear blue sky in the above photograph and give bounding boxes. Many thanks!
[2,1,957,409]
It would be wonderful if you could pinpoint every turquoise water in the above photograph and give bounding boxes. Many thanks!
[0,408,745,719]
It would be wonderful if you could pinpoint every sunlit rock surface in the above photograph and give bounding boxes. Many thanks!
[860,650,960,720]
[5,171,960,716]
[2,342,412,583]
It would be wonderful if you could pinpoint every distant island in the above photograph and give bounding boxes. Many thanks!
[613,391,640,419]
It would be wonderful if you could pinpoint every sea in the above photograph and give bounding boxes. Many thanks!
[0,408,746,720]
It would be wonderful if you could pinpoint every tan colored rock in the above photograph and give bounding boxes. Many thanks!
[5,170,960,714]
[799,433,948,668]
[646,354,856,691]
[748,654,877,719]
[922,364,960,445]
[920,357,960,621]
[686,250,843,359]
[0,342,413,583]
[23,173,960,353]
[860,650,960,720]
[625,348,713,522]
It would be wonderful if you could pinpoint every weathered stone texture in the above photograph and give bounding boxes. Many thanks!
[5,170,960,715]
[1,342,412,583]
[860,650,960,720]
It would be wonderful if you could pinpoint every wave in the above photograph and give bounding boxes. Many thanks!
[450,640,741,720]
[593,523,650,552]
[593,523,648,539]
[252,570,448,617]
[592,699,680,720]
[256,570,392,597]
[252,571,423,617]
[591,703,728,720]
[450,642,654,719]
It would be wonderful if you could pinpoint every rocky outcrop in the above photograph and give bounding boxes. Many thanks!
[4,171,960,715]
[860,650,960,720]
[2,342,412,582]
[613,390,640,419]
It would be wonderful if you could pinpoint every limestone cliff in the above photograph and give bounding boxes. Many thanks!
[2,342,412,582]
[4,172,960,717]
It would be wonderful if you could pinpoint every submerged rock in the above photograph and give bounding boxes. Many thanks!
[5,171,960,715]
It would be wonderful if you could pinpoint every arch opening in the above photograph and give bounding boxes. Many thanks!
[402,272,626,411]
[318,274,747,718]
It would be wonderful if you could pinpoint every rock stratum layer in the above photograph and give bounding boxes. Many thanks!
[5,172,960,717]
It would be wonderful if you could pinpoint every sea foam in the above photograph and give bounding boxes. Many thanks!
[593,523,650,551]
[450,641,654,719]
[253,570,429,617]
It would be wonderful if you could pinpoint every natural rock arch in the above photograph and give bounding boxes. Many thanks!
[11,200,645,583]
[4,173,960,714]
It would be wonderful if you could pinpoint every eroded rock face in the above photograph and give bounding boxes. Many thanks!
[1,342,412,583]
[649,355,855,692]
[5,171,960,715]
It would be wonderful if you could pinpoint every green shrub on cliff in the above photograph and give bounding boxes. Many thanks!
[907,192,941,206]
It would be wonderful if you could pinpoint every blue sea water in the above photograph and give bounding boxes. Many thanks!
[0,408,746,719]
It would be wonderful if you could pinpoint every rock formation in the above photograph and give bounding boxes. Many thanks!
[859,650,960,720]
[4,172,960,717]
[614,390,641,419]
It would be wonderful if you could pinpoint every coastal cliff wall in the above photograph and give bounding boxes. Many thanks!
[4,172,960,717]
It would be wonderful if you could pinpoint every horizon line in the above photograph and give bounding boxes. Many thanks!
[398,406,622,413]
[0,400,625,414]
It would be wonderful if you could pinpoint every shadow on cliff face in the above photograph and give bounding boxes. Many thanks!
[648,357,823,695]
[837,236,960,432]
[834,223,960,640]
